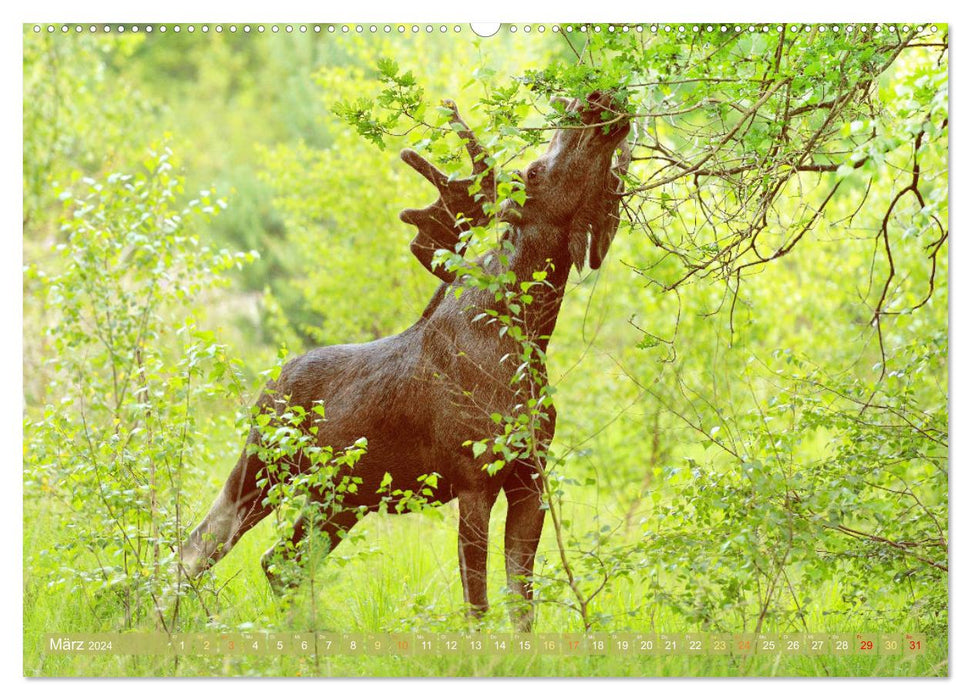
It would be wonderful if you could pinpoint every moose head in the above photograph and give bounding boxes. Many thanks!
[509,91,631,272]
[400,91,631,283]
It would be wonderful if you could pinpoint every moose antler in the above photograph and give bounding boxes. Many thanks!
[399,100,496,283]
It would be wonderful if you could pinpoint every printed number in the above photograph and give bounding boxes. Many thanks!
[713,640,727,651]
[884,640,897,650]
[738,640,751,651]
[909,640,922,651]
[787,640,799,651]
[349,641,357,650]
[494,640,506,651]
[665,640,677,651]
[860,640,873,651]
[812,641,823,651]
[835,640,849,651]
[228,641,234,651]
[640,640,654,651]
[591,640,604,651]
[519,640,532,651]
[544,641,556,651]
[325,640,333,650]
[446,641,457,651]
[569,641,580,650]
[203,641,210,651]
[301,641,309,651]
[689,640,702,651]
[617,640,629,651]
[762,640,775,651]
[470,640,482,650]
[252,641,259,651]
[276,641,283,651]
[421,641,431,650]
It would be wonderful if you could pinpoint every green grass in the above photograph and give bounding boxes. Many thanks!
[23,649,946,678]
[23,490,947,677]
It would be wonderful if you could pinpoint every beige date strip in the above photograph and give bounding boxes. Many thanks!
[43,632,927,657]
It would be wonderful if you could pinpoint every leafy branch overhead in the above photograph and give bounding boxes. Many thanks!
[339,25,948,358]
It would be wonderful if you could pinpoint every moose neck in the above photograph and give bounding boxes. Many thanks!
[506,221,573,351]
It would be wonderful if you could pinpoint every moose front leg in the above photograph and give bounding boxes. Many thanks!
[502,461,546,632]
[457,490,497,621]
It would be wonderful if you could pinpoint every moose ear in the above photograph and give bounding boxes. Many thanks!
[588,204,622,271]
[581,140,630,271]
[567,196,621,273]
[568,227,588,273]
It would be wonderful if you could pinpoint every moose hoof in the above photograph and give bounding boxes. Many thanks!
[261,554,298,597]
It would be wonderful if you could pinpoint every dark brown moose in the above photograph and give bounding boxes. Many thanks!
[181,91,631,631]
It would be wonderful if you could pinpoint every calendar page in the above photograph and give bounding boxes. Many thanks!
[22,20,948,678]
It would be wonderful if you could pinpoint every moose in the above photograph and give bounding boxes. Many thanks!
[180,91,631,631]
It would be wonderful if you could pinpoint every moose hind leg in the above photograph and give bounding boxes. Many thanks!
[457,490,497,621]
[181,451,272,578]
[502,461,546,632]
[261,505,363,595]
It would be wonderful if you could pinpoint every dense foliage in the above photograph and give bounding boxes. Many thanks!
[23,23,947,677]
